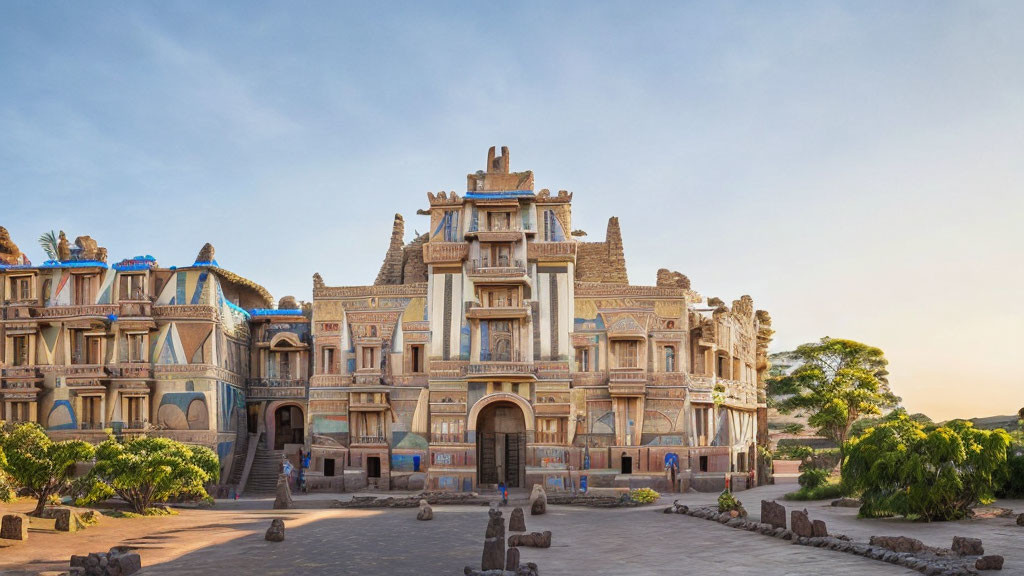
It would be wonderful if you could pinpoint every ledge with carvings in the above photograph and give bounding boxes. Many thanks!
[422,242,469,265]
[151,305,218,321]
[527,241,577,262]
[313,283,428,299]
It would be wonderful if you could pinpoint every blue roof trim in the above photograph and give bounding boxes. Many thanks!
[37,260,108,269]
[193,259,220,267]
[464,190,535,199]
[222,299,251,319]
[113,255,158,271]
[249,309,305,317]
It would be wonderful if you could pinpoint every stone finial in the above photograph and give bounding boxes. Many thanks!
[73,236,106,263]
[604,217,628,284]
[656,269,691,289]
[57,231,71,261]
[196,243,215,263]
[0,226,23,265]
[486,146,511,174]
[707,297,724,307]
[312,273,325,290]
[278,296,299,310]
[755,310,772,325]
[375,214,406,286]
[571,229,587,237]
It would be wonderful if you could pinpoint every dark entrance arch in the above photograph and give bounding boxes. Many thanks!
[476,401,526,488]
[274,405,304,450]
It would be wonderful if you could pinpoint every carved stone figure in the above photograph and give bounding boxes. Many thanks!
[279,295,299,310]
[57,231,70,261]
[0,227,22,265]
[196,242,216,263]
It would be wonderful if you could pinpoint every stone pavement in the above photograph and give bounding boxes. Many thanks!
[5,484,1021,575]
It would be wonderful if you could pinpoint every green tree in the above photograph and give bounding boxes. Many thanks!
[38,230,61,260]
[850,408,934,438]
[768,337,899,448]
[0,444,14,502]
[844,415,1010,521]
[0,422,95,515]
[81,436,219,514]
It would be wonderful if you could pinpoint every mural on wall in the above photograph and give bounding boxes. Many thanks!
[391,454,422,472]
[311,414,348,445]
[157,391,209,430]
[217,382,245,433]
[47,400,76,430]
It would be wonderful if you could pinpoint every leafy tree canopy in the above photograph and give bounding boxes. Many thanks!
[844,414,1010,521]
[0,421,95,514]
[81,436,220,514]
[768,337,899,447]
[850,408,935,438]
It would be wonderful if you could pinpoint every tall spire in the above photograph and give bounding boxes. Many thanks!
[375,214,406,285]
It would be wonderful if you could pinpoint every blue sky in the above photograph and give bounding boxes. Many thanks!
[2,2,1022,419]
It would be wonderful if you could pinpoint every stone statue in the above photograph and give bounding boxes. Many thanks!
[0,226,22,265]
[196,243,215,263]
[278,295,299,310]
[57,231,70,262]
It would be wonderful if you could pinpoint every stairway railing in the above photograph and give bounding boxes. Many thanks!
[235,431,262,497]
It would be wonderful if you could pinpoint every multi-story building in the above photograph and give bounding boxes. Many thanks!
[306,147,773,493]
[0,147,773,495]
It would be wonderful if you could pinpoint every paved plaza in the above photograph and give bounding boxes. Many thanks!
[1,485,1021,575]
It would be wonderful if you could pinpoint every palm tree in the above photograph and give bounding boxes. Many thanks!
[38,230,60,260]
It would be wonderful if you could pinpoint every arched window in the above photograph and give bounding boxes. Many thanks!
[664,346,675,372]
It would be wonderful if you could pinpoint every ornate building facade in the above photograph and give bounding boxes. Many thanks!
[0,147,772,494]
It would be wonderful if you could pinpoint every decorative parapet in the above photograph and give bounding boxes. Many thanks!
[574,283,687,299]
[527,241,577,261]
[572,372,608,387]
[1,366,43,380]
[313,283,427,299]
[426,191,463,206]
[35,304,119,319]
[422,242,469,264]
[464,362,536,379]
[429,360,468,379]
[534,189,573,204]
[310,374,351,388]
[110,365,153,380]
[152,305,218,322]
[466,305,530,320]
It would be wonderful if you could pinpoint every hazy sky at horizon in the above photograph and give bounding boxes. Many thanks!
[1,2,1021,421]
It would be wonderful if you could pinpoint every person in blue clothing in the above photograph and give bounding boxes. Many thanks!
[498,481,508,505]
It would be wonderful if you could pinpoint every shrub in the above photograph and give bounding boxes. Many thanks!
[0,422,95,515]
[629,487,660,504]
[774,445,813,461]
[784,483,844,501]
[843,415,1010,521]
[798,467,829,490]
[997,445,1024,498]
[717,489,744,513]
[79,436,220,514]
[782,423,805,435]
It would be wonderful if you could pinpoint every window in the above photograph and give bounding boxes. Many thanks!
[125,397,145,427]
[614,341,639,369]
[10,401,31,422]
[322,347,338,374]
[442,210,460,242]
[81,396,102,429]
[13,276,32,301]
[430,416,465,443]
[664,346,675,372]
[542,209,564,241]
[73,275,95,305]
[699,455,709,472]
[483,320,513,361]
[127,333,145,363]
[575,348,590,372]
[716,355,727,378]
[280,352,291,379]
[536,417,565,444]
[487,211,512,231]
[360,347,378,371]
[479,286,518,307]
[12,335,29,366]
[695,408,710,446]
[736,453,747,473]
[119,274,145,301]
[71,331,102,364]
[409,344,424,373]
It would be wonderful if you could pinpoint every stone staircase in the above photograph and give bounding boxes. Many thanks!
[245,446,285,495]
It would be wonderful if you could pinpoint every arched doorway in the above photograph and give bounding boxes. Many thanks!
[274,405,304,450]
[476,401,526,488]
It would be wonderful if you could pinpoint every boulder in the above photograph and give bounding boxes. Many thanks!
[265,518,285,542]
[417,500,433,521]
[812,519,827,538]
[760,500,786,529]
[109,552,142,575]
[508,507,526,532]
[481,508,505,571]
[505,546,520,571]
[273,474,293,510]
[830,497,862,508]
[529,485,546,516]
[869,535,924,554]
[976,555,1004,570]
[507,531,552,548]
[1,514,28,540]
[1017,513,1024,527]
[790,509,813,538]
[952,536,984,556]
[39,507,80,532]
[968,506,1015,519]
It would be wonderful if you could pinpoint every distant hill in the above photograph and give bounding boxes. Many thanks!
[958,414,1020,431]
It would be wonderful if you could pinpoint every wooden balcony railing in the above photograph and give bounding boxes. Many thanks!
[422,242,469,264]
[430,433,466,444]
[117,300,152,317]
[534,431,567,445]
[35,304,118,319]
[527,242,577,261]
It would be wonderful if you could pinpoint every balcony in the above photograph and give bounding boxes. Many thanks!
[465,352,536,380]
[65,364,109,379]
[608,369,647,396]
[430,432,466,444]
[4,303,38,320]
[527,241,577,262]
[466,222,533,243]
[246,378,306,400]
[534,431,567,445]
[466,259,528,281]
[466,304,530,320]
[110,364,153,380]
[35,304,118,320]
[117,300,152,318]
[349,394,389,411]
[353,435,388,445]
[422,242,469,265]
[2,366,43,380]
[79,422,106,431]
